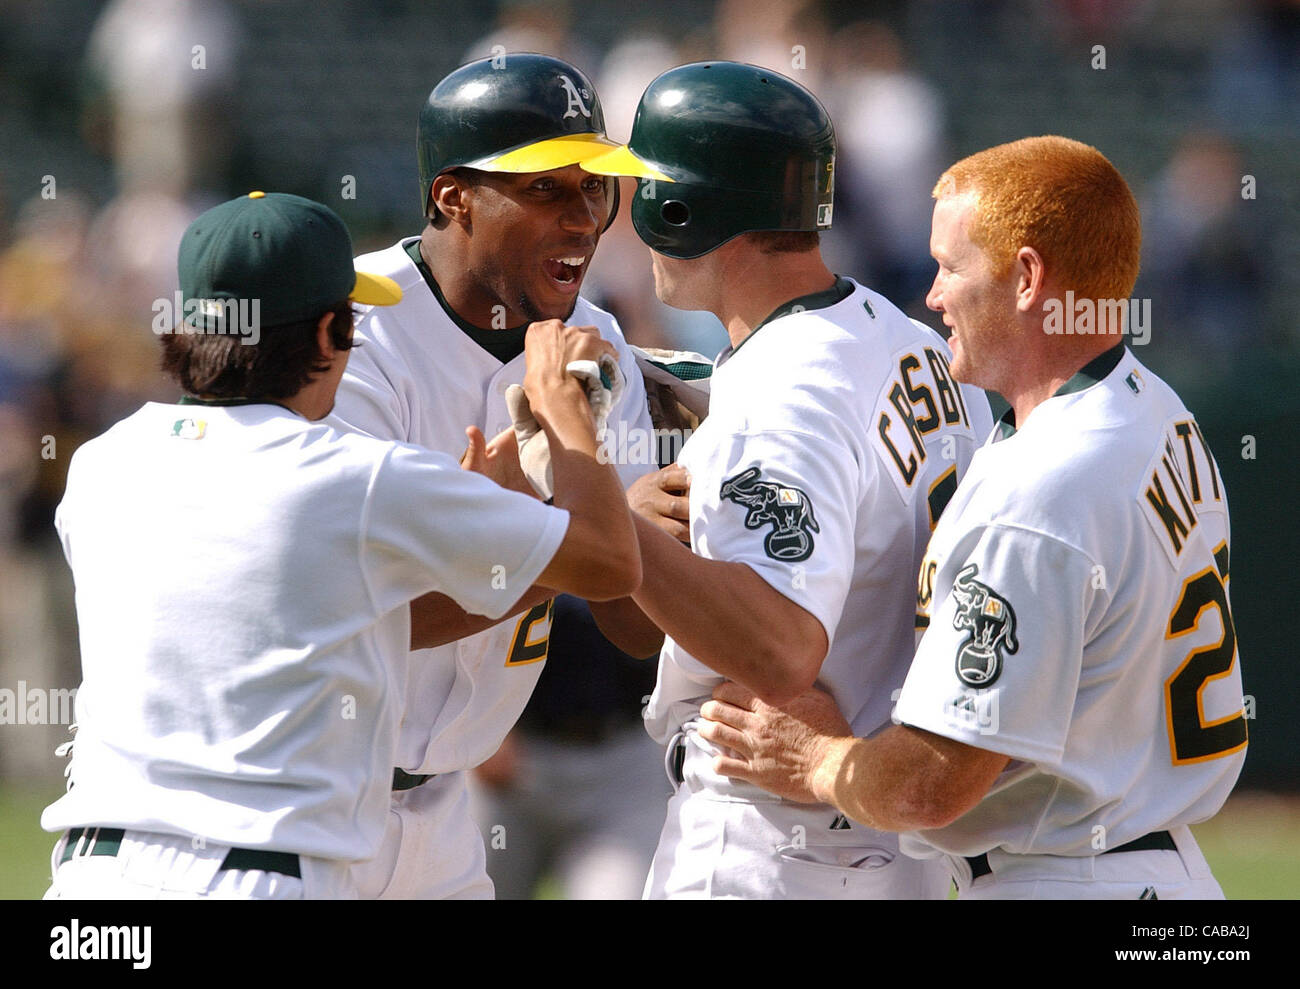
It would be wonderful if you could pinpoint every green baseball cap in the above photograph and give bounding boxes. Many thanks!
[178,191,401,332]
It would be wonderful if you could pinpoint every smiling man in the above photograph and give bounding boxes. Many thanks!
[329,54,654,899]
[700,137,1246,899]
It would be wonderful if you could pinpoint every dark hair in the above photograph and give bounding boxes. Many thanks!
[748,231,820,254]
[160,301,356,399]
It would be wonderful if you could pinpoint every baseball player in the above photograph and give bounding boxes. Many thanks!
[42,191,640,898]
[329,53,657,899]
[581,61,994,899]
[699,137,1246,899]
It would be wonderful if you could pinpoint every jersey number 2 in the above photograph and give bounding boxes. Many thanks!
[506,600,554,666]
[1164,555,1246,765]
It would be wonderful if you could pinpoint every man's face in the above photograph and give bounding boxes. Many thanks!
[462,164,612,324]
[925,194,1020,391]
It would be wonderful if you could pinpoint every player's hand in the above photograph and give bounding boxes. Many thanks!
[523,319,616,413]
[698,681,852,804]
[627,464,691,543]
[460,425,537,498]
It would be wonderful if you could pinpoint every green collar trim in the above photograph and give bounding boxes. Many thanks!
[721,275,854,364]
[404,239,528,364]
[1054,343,1126,397]
[994,344,1127,438]
[176,395,292,411]
[755,275,855,332]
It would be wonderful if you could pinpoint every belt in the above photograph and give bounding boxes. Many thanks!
[60,827,302,879]
[392,768,435,791]
[669,736,687,786]
[965,830,1178,881]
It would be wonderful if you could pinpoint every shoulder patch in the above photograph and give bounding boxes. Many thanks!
[719,466,819,562]
[950,563,1018,687]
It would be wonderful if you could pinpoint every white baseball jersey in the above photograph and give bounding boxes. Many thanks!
[43,402,568,863]
[895,345,1246,859]
[645,276,994,781]
[332,238,654,775]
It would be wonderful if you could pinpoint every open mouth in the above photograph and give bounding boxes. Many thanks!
[543,255,586,289]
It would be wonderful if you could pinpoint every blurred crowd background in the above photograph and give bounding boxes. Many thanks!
[1,0,1296,896]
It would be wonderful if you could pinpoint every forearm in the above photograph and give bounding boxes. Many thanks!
[538,387,633,537]
[587,596,663,658]
[410,585,554,650]
[630,514,824,703]
[532,384,640,598]
[811,726,1006,832]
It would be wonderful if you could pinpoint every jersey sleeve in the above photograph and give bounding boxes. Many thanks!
[894,524,1100,764]
[360,444,569,620]
[330,316,411,442]
[693,426,859,644]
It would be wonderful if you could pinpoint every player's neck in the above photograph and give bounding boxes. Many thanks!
[1004,338,1121,427]
[418,227,523,331]
[715,248,836,349]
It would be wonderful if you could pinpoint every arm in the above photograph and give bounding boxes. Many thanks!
[407,322,641,643]
[587,463,692,658]
[526,320,641,602]
[699,681,1008,831]
[405,425,553,650]
[409,585,553,651]
[587,596,662,659]
[811,725,1009,831]
[631,514,827,706]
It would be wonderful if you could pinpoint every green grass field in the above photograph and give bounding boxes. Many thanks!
[2,782,1296,899]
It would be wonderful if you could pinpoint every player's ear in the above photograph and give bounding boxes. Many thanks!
[316,311,337,357]
[1014,246,1047,313]
[429,173,473,228]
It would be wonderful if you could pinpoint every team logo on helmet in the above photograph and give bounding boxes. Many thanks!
[950,564,1018,688]
[720,466,819,562]
[558,75,593,120]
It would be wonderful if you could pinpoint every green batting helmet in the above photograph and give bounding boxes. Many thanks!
[583,61,835,259]
[417,53,620,229]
